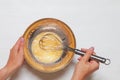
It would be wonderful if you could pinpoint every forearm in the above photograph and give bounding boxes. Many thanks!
[0,66,12,80]
[71,72,86,80]
[71,76,85,80]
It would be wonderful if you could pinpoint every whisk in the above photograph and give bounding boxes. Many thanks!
[39,33,111,65]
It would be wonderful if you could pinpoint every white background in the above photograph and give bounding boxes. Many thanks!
[0,0,120,80]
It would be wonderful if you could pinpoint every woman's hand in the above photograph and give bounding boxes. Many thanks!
[6,37,24,72]
[72,47,99,80]
[0,37,24,80]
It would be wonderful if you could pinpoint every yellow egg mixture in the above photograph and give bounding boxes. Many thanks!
[31,32,63,64]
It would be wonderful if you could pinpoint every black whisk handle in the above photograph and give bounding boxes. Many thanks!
[74,49,111,65]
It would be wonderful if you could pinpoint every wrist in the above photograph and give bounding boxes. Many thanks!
[3,66,12,76]
[0,66,11,80]
[4,65,15,75]
[72,73,86,80]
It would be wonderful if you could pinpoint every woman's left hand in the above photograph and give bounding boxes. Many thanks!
[0,37,24,80]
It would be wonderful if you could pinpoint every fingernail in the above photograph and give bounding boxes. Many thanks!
[21,37,24,42]
[89,47,94,50]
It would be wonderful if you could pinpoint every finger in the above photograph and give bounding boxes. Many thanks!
[90,60,100,70]
[81,48,96,55]
[93,52,96,55]
[90,59,99,64]
[13,37,22,51]
[18,38,24,62]
[18,38,24,55]
[81,48,87,52]
[82,47,94,62]
[77,56,82,61]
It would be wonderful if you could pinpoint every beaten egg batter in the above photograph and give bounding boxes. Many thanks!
[31,32,63,64]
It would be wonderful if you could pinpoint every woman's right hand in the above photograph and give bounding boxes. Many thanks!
[71,47,99,80]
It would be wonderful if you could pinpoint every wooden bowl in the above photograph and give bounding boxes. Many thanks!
[23,18,76,73]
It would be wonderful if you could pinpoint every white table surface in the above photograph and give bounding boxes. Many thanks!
[0,0,120,80]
